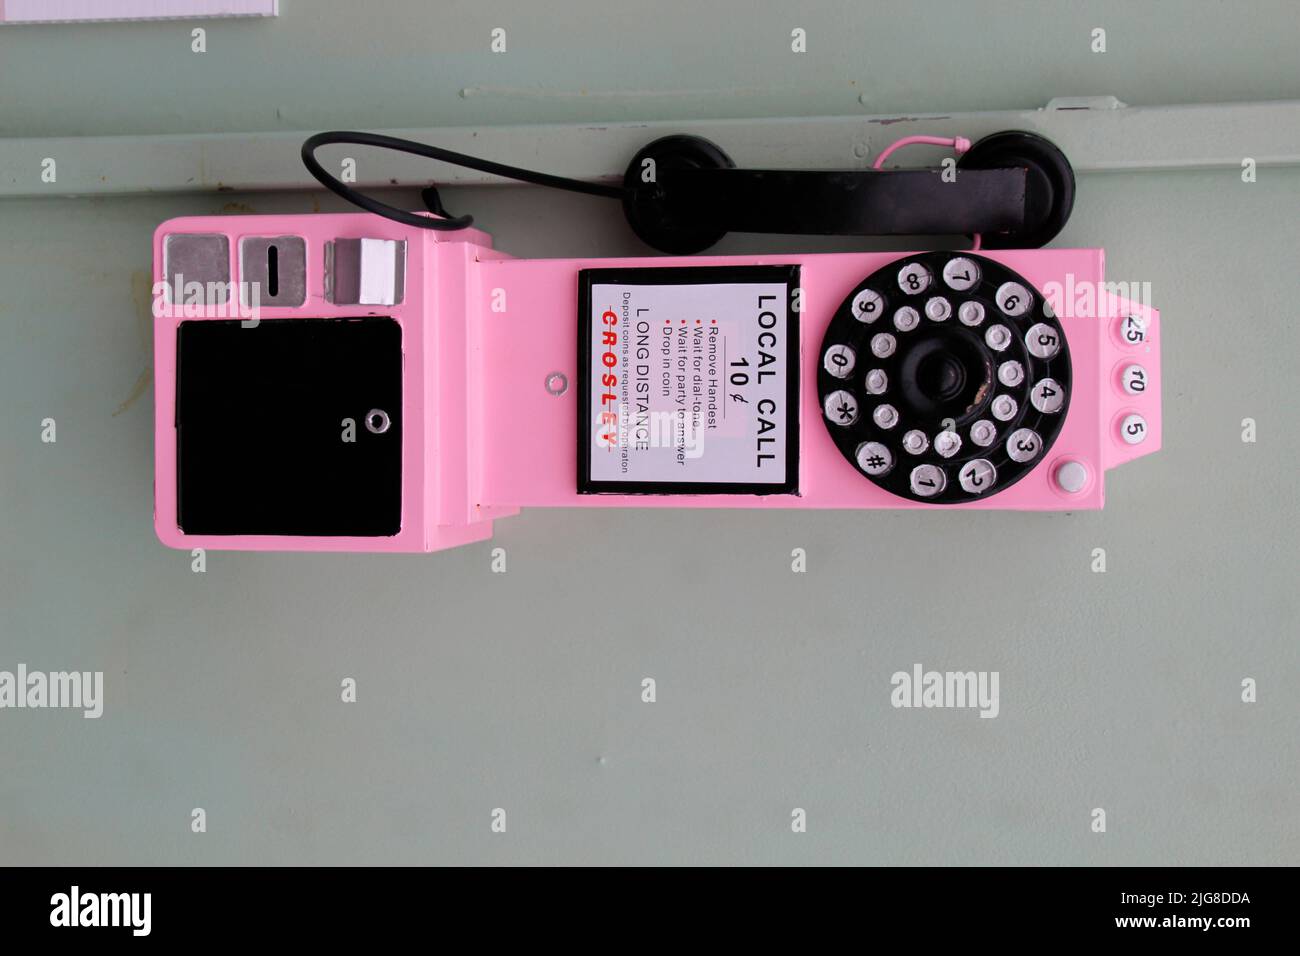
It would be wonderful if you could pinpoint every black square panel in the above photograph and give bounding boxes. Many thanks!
[176,317,402,536]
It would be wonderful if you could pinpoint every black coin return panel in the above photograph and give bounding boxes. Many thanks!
[176,317,402,536]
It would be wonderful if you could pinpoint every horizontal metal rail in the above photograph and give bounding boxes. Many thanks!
[1,99,1297,198]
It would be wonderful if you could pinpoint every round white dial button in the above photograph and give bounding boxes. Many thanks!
[942,257,980,292]
[959,459,997,494]
[1006,427,1042,463]
[958,301,985,326]
[925,297,952,322]
[865,368,888,395]
[901,429,929,455]
[872,403,900,429]
[852,288,884,323]
[871,333,897,358]
[1030,378,1065,414]
[1121,363,1148,394]
[998,361,1025,387]
[910,464,947,497]
[991,395,1018,421]
[934,430,962,458]
[969,419,997,447]
[985,324,1012,352]
[1054,460,1088,493]
[996,281,1033,317]
[1025,323,1061,359]
[893,306,920,332]
[856,442,893,476]
[824,390,859,426]
[1120,413,1148,444]
[897,262,932,295]
[823,343,856,379]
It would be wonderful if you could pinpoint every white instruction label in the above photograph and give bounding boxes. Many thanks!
[579,267,799,494]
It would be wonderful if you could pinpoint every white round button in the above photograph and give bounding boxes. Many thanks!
[893,306,920,332]
[996,281,1033,317]
[934,430,962,458]
[1006,427,1042,463]
[856,441,893,476]
[969,419,997,447]
[870,333,897,358]
[823,343,856,379]
[901,429,929,455]
[924,296,952,322]
[985,324,1012,352]
[991,394,1018,422]
[1030,377,1065,414]
[1118,312,1147,345]
[852,288,885,323]
[865,368,888,395]
[1120,413,1148,445]
[1025,323,1061,359]
[897,262,932,295]
[1121,363,1148,395]
[824,390,859,426]
[959,459,997,494]
[942,257,980,292]
[1054,460,1088,493]
[872,403,900,430]
[958,301,985,326]
[910,464,947,497]
[997,360,1025,387]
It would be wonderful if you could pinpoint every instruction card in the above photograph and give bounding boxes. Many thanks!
[578,265,800,495]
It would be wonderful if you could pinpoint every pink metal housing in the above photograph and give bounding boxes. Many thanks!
[152,213,1161,553]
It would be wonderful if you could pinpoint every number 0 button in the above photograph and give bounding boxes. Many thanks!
[823,343,856,379]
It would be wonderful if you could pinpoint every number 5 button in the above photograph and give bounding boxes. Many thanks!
[1120,413,1148,445]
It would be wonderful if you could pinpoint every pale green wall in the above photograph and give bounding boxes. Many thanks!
[2,0,1298,138]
